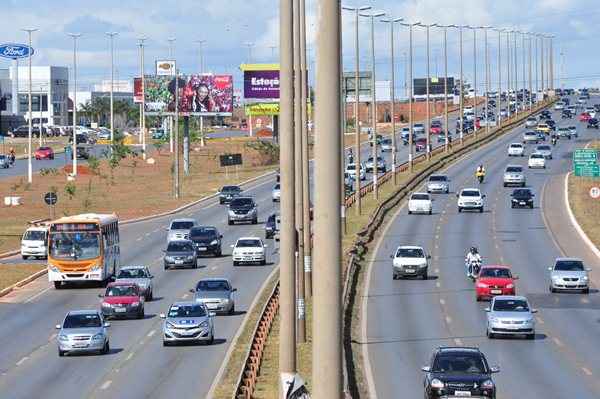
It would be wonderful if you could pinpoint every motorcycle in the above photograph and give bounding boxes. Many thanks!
[551,136,557,146]
[476,173,485,184]
[466,259,482,280]
[8,153,15,166]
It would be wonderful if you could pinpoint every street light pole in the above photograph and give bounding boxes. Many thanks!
[106,32,118,147]
[416,23,432,158]
[22,28,37,184]
[138,37,147,160]
[483,26,490,134]
[528,33,533,109]
[442,25,450,151]
[506,31,511,118]
[493,29,503,126]
[313,0,342,395]
[67,33,81,176]
[167,37,175,154]
[513,30,518,114]
[459,25,464,144]
[401,22,419,167]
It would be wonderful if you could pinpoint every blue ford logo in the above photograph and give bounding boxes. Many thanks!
[0,43,34,59]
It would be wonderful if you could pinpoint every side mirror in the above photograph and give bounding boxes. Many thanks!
[490,366,500,373]
[482,194,487,198]
[159,313,166,319]
[150,275,154,279]
[104,322,111,328]
[586,268,592,272]
[389,255,394,259]
[547,267,553,271]
[230,244,235,248]
[531,309,538,314]
[98,294,104,298]
[421,366,431,372]
[209,311,217,317]
[510,194,514,197]
[484,307,491,312]
[232,288,238,292]
[263,244,268,248]
[55,324,61,330]
[427,255,432,259]
[455,193,459,198]
[189,289,195,293]
[531,194,535,197]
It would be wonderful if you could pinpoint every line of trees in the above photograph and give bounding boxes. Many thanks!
[79,97,139,129]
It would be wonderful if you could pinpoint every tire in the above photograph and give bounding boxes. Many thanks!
[252,217,258,225]
[526,333,535,340]
[229,304,235,315]
[503,183,507,187]
[479,207,484,213]
[233,261,239,267]
[583,288,590,294]
[487,329,495,339]
[408,210,412,215]
[147,291,153,301]
[208,332,214,345]
[228,219,233,225]
[219,199,224,204]
[428,210,432,215]
[422,271,428,280]
[458,207,462,213]
[549,285,556,293]
[102,341,110,355]
[530,204,534,209]
[392,273,398,280]
[54,281,62,289]
[22,255,28,260]
[476,296,482,302]
[163,340,170,347]
[511,203,515,209]
[58,349,66,357]
[138,308,144,319]
[260,259,266,266]
[216,248,222,257]
[164,265,169,271]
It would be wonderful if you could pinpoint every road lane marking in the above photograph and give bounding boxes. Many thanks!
[439,299,446,305]
[581,297,590,304]
[553,337,564,347]
[24,287,51,303]
[535,317,544,324]
[182,293,189,299]
[147,330,156,338]
[211,266,218,271]
[48,333,57,341]
[125,353,133,361]
[136,237,143,242]
[100,380,112,390]
[582,367,593,376]
[436,282,441,288]
[454,338,463,346]
[445,316,452,324]
[16,356,28,366]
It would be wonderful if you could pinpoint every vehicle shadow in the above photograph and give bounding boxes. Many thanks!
[169,338,227,347]
[491,333,547,341]
[64,347,124,357]
[227,310,247,317]
[148,296,164,302]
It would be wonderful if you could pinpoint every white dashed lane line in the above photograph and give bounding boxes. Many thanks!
[100,380,112,390]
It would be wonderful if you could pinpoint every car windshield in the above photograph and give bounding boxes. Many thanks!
[411,194,430,200]
[506,166,522,173]
[396,248,424,258]
[106,285,137,297]
[231,198,254,207]
[555,260,584,271]
[525,132,536,137]
[170,221,194,230]
[429,175,447,182]
[49,232,100,260]
[221,186,240,193]
[480,268,512,278]
[558,128,569,131]
[414,123,424,128]
[493,299,529,312]
[167,242,194,252]
[531,154,544,159]
[433,353,486,374]
[38,147,51,151]
[236,239,262,248]
[510,144,522,148]
[190,227,217,239]
[168,304,207,318]
[274,184,280,190]
[346,164,356,170]
[117,268,148,278]
[23,230,46,241]
[513,189,532,197]
[382,139,392,144]
[461,190,480,197]
[64,313,102,329]
[196,280,230,291]
[537,146,551,151]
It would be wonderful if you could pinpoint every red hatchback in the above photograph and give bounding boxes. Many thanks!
[414,137,427,152]
[99,282,145,319]
[579,112,591,122]
[475,265,518,301]
[34,146,54,160]
[430,122,443,135]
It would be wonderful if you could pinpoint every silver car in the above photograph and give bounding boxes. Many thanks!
[0,154,9,169]
[535,144,553,159]
[272,183,281,202]
[56,310,111,356]
[167,218,197,242]
[549,258,591,293]
[503,165,526,187]
[380,138,393,152]
[486,296,536,340]
[192,278,237,315]
[568,125,578,137]
[115,265,154,301]
[161,302,215,346]
[426,174,450,194]
[522,131,539,144]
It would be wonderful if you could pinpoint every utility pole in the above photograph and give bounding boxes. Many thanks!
[513,30,518,114]
[245,42,254,63]
[493,29,503,126]
[167,37,175,153]
[459,25,464,144]
[528,33,533,109]
[313,0,342,396]
[467,26,478,136]
[522,32,526,110]
[534,34,539,101]
[174,71,181,198]
[196,39,207,147]
[138,37,147,160]
[540,34,544,95]
[278,0,297,389]
[300,0,311,298]
[381,17,402,181]
[435,25,450,151]
[506,31,511,118]
[482,26,490,134]
[67,33,81,176]
[106,32,118,147]
[22,28,37,184]
[292,0,305,344]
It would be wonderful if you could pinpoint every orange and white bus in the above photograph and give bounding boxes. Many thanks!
[47,213,120,289]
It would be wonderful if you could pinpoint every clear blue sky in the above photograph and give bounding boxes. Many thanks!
[0,0,597,94]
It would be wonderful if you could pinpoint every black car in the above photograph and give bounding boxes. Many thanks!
[422,347,499,399]
[189,226,222,257]
[510,188,534,209]
[587,118,599,129]
[561,109,573,119]
[545,119,556,131]
[540,110,551,119]
[76,146,90,159]
[228,197,258,225]
[163,240,198,270]
[219,185,242,204]
[265,213,277,239]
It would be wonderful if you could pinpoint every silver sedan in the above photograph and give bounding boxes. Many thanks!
[549,258,591,293]
[486,296,536,340]
[161,302,215,346]
[56,310,111,356]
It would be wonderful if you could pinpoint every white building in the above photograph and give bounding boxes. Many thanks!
[93,80,132,93]
[8,66,69,126]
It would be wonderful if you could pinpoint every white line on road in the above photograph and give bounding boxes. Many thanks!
[48,333,57,342]
[182,293,189,299]
[439,299,446,305]
[436,282,441,288]
[125,352,133,361]
[147,330,156,338]
[211,266,218,271]
[553,337,564,347]
[136,237,143,242]
[16,356,28,366]
[445,316,452,324]
[100,380,112,390]
[536,317,544,325]
[582,367,593,376]
[24,287,51,303]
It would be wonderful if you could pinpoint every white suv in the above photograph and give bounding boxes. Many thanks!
[231,237,267,266]
[457,188,486,213]
[391,245,430,280]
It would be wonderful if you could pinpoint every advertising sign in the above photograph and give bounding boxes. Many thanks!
[244,70,280,99]
[133,78,143,103]
[155,60,176,76]
[245,101,312,116]
[219,153,243,167]
[144,74,233,116]
[0,43,34,59]
[413,77,454,96]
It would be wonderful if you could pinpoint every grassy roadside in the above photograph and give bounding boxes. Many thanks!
[568,140,600,249]
[0,263,46,291]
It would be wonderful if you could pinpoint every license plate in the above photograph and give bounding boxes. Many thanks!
[206,304,218,309]
[244,257,252,261]
[197,247,207,251]
[405,269,415,273]
[519,202,526,205]
[175,260,184,265]
[115,307,127,313]
[72,343,88,348]
[454,392,471,397]
[491,289,502,295]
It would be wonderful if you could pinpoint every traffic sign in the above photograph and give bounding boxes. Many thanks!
[573,149,597,162]
[574,164,600,177]
[573,148,599,177]
[44,192,58,206]
[590,186,600,199]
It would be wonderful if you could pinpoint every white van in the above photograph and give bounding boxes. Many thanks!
[21,226,48,260]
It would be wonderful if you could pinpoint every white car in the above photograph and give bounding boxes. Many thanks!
[535,144,553,159]
[21,225,48,260]
[167,218,197,242]
[391,245,430,280]
[528,153,546,169]
[380,138,393,152]
[568,125,578,137]
[413,123,425,134]
[507,143,525,157]
[231,237,267,266]
[345,163,366,181]
[554,102,564,111]
[525,117,538,128]
[408,192,433,215]
[584,107,596,118]
[457,188,486,213]
[365,156,387,173]
[272,183,281,202]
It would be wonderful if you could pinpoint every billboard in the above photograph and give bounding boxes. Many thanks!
[133,78,143,103]
[156,60,176,76]
[244,70,280,99]
[144,74,233,116]
[413,77,455,96]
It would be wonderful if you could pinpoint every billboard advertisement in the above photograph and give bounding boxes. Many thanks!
[413,77,454,96]
[156,60,176,76]
[244,70,280,99]
[133,78,143,103]
[144,74,233,116]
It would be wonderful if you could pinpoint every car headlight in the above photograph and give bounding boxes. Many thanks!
[481,379,494,389]
[131,301,140,307]
[59,334,69,342]
[419,262,427,268]
[430,378,444,389]
[210,240,219,245]
[102,302,112,308]
[477,282,489,288]
[199,321,209,328]
[582,276,589,281]
[187,255,195,260]
[165,256,174,262]
[165,321,175,329]
[552,276,561,282]
[489,316,498,322]
[506,283,514,289]
[228,210,235,216]
[222,298,230,303]
[92,333,104,341]
[90,264,101,272]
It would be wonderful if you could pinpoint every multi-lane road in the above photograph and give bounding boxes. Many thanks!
[365,97,600,398]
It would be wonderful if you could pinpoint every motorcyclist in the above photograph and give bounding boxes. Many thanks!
[348,148,354,164]
[8,147,15,165]
[475,165,486,183]
[551,134,557,146]
[465,247,482,277]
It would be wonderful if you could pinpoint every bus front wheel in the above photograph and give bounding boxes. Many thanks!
[54,281,62,289]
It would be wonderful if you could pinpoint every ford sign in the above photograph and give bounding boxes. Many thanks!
[0,43,34,59]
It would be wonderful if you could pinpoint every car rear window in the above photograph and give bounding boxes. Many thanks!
[479,268,512,278]
[429,175,447,182]
[509,144,523,148]
[537,146,551,151]
[531,154,544,159]
[117,268,148,278]
[196,280,230,291]
[395,248,424,258]
[230,198,254,207]
[506,166,522,173]
[433,353,486,374]
[221,186,241,193]
[411,194,430,200]
[170,221,194,230]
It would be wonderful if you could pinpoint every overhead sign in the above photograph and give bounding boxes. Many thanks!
[219,153,242,167]
[44,192,58,206]
[0,43,34,59]
[156,60,176,76]
[573,148,599,177]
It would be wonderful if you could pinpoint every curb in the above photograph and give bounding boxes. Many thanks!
[0,268,47,298]
[563,172,600,260]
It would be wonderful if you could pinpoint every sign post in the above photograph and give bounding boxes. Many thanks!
[220,153,242,181]
[573,149,599,178]
[44,192,58,219]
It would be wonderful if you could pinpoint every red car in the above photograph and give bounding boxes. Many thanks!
[99,282,145,319]
[34,146,54,160]
[579,112,591,122]
[430,122,443,135]
[414,137,427,152]
[475,265,518,301]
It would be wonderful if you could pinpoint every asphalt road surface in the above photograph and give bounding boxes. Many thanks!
[365,97,600,398]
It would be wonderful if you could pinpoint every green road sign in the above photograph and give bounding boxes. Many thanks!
[574,164,600,177]
[573,148,599,177]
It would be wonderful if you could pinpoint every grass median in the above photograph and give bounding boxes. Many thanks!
[0,263,46,292]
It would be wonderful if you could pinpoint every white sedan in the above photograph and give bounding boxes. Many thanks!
[408,192,433,215]
[528,153,546,169]
[231,237,267,266]
[507,143,525,157]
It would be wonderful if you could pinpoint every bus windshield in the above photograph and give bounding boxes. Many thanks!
[49,232,100,260]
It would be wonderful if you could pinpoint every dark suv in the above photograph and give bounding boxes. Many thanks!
[422,347,499,399]
[587,118,599,129]
[189,226,222,257]
[219,185,242,204]
[228,197,258,225]
[265,213,277,239]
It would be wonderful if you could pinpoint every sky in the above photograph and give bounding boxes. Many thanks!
[0,0,598,96]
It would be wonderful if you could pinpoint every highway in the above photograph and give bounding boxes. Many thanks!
[364,97,600,398]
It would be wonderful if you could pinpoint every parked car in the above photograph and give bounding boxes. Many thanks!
[430,120,443,134]
[218,185,242,204]
[228,197,258,225]
[189,226,223,257]
[408,192,433,215]
[548,258,591,293]
[485,296,536,339]
[114,265,154,301]
[99,282,145,319]
[579,112,591,122]
[34,146,54,160]
[413,123,425,134]
[391,245,430,280]
[380,138,393,152]
[231,237,267,266]
[192,278,236,315]
[56,310,111,356]
[163,240,198,270]
[160,302,215,346]
[475,265,518,301]
[510,188,535,209]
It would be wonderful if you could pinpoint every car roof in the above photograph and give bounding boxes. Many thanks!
[68,309,101,316]
[491,295,527,302]
[505,164,522,168]
[232,196,253,200]
[170,218,196,223]
[555,257,583,262]
[237,236,261,241]
[461,188,480,192]
[396,245,424,250]
[167,239,193,244]
[411,192,430,196]
[437,346,482,354]
[197,277,231,283]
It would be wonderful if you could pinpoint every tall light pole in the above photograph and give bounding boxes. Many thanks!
[106,32,118,146]
[381,17,403,181]
[342,3,371,213]
[22,28,37,184]
[534,34,539,102]
[433,24,452,152]
[167,37,176,58]
[195,39,206,73]
[359,10,386,199]
[313,0,342,395]
[167,37,176,154]
[527,33,533,109]
[521,32,526,109]
[481,26,491,134]
[464,26,478,136]
[506,31,512,118]
[138,37,147,160]
[67,33,81,176]
[416,22,432,158]
[493,28,504,126]
[300,0,311,299]
[401,21,420,168]
[244,42,254,63]
[278,0,296,386]
[513,30,518,114]
[540,33,545,95]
